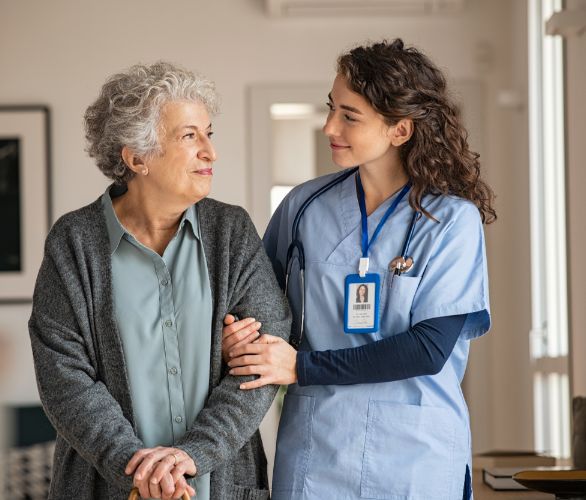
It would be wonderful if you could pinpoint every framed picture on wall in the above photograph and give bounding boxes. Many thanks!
[0,106,51,303]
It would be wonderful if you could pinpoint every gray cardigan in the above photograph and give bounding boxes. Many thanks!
[28,196,291,500]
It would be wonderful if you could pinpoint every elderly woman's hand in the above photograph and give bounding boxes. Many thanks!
[126,447,196,499]
[227,334,298,389]
[222,314,262,363]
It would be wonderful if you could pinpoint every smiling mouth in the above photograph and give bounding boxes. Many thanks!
[193,168,213,175]
[330,143,350,149]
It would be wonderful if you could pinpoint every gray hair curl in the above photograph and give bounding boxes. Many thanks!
[84,61,219,184]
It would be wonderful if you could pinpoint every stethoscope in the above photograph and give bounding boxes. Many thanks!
[284,167,421,347]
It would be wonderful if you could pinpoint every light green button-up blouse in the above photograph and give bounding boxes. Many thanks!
[102,187,212,499]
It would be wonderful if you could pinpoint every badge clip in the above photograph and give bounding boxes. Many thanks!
[358,257,369,278]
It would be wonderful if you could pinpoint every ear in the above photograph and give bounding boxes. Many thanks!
[388,119,414,147]
[121,146,146,174]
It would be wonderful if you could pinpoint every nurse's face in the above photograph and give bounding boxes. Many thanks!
[323,74,395,169]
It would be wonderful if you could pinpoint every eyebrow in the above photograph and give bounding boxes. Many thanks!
[328,92,363,115]
[175,123,213,134]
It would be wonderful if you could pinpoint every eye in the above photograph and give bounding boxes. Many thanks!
[326,102,334,111]
[182,132,196,140]
[344,114,357,122]
[207,131,214,139]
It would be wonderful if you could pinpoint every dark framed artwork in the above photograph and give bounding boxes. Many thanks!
[0,106,51,303]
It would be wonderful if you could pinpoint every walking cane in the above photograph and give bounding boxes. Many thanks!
[128,487,191,499]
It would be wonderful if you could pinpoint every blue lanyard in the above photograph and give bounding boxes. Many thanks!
[356,173,410,259]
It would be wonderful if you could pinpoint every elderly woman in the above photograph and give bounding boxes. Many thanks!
[28,62,290,500]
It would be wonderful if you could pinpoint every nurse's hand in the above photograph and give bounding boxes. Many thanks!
[222,314,262,363]
[227,334,298,389]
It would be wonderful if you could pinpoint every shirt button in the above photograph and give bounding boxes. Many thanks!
[169,367,178,375]
[164,320,173,328]
[161,279,169,287]
[175,416,183,423]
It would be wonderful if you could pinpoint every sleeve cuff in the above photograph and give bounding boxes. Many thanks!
[296,350,308,386]
[109,442,142,490]
[175,444,215,477]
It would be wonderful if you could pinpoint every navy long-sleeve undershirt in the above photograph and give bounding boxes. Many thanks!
[296,314,467,386]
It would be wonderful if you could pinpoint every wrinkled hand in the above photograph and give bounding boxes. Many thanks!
[125,447,196,499]
[222,314,262,363]
[227,334,298,389]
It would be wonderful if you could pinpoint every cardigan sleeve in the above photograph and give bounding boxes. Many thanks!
[28,235,142,491]
[174,205,292,476]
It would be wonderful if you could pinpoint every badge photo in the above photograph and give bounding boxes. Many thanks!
[344,273,380,334]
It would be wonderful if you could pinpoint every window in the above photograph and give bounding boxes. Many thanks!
[528,0,570,458]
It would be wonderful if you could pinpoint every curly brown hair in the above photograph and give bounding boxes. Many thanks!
[337,39,496,224]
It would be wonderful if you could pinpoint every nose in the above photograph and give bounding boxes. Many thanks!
[198,134,217,162]
[322,111,338,138]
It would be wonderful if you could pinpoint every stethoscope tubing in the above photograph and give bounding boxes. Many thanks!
[401,211,421,261]
[285,168,357,347]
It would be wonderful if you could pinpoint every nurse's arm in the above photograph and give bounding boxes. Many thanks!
[228,315,466,388]
[294,314,466,386]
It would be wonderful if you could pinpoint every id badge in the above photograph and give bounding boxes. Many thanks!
[344,273,380,334]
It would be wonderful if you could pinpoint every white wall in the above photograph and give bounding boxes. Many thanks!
[566,0,586,399]
[0,0,538,459]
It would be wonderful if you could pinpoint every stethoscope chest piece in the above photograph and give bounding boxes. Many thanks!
[389,256,414,275]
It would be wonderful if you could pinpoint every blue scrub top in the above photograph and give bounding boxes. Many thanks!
[263,170,490,500]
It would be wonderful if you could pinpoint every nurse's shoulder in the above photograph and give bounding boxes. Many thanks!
[420,193,485,250]
[423,193,483,229]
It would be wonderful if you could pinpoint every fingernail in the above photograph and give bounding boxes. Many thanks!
[240,384,246,389]
[229,369,234,374]
[256,322,262,328]
[136,474,142,480]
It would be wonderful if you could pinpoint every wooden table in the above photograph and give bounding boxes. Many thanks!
[473,469,554,499]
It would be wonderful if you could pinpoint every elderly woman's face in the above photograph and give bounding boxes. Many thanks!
[144,100,216,205]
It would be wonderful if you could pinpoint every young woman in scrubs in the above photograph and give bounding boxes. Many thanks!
[223,39,496,500]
